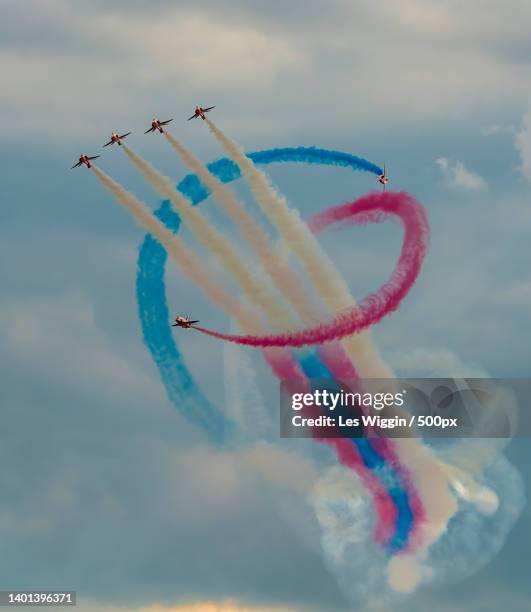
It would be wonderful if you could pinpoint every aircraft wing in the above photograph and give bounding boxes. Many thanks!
[204,106,215,112]
[119,132,131,139]
[161,119,173,125]
[144,126,155,134]
[189,320,199,325]
[71,161,82,168]
[103,140,113,147]
[187,113,197,120]
[88,155,100,161]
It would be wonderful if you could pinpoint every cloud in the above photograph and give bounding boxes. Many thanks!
[2,0,531,142]
[515,104,531,181]
[0,289,164,403]
[481,124,502,136]
[436,157,487,190]
[504,278,531,308]
[377,0,458,34]
[480,123,516,137]
[0,1,305,140]
[0,287,339,607]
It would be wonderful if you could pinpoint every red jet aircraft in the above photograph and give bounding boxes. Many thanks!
[172,315,199,329]
[103,131,131,147]
[187,105,215,121]
[378,164,389,191]
[145,118,173,134]
[71,154,100,169]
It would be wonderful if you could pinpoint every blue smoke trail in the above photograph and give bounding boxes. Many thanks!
[297,351,413,553]
[136,201,229,440]
[177,147,382,205]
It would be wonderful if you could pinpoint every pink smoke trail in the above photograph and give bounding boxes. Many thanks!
[192,191,429,348]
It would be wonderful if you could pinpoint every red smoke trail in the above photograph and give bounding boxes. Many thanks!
[193,191,429,348]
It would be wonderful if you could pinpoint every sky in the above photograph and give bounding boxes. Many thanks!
[0,1,530,611]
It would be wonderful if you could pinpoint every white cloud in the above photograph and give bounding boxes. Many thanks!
[504,278,531,308]
[2,0,531,142]
[0,2,305,140]
[436,157,487,190]
[378,0,458,34]
[0,289,164,404]
[515,105,531,181]
[435,156,449,172]
[480,124,516,136]
[481,124,502,136]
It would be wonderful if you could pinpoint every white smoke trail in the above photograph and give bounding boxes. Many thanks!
[223,314,271,440]
[203,119,460,593]
[122,144,294,331]
[164,132,318,324]
[92,165,262,334]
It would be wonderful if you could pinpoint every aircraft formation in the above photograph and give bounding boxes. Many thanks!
[72,104,389,328]
[71,106,216,169]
